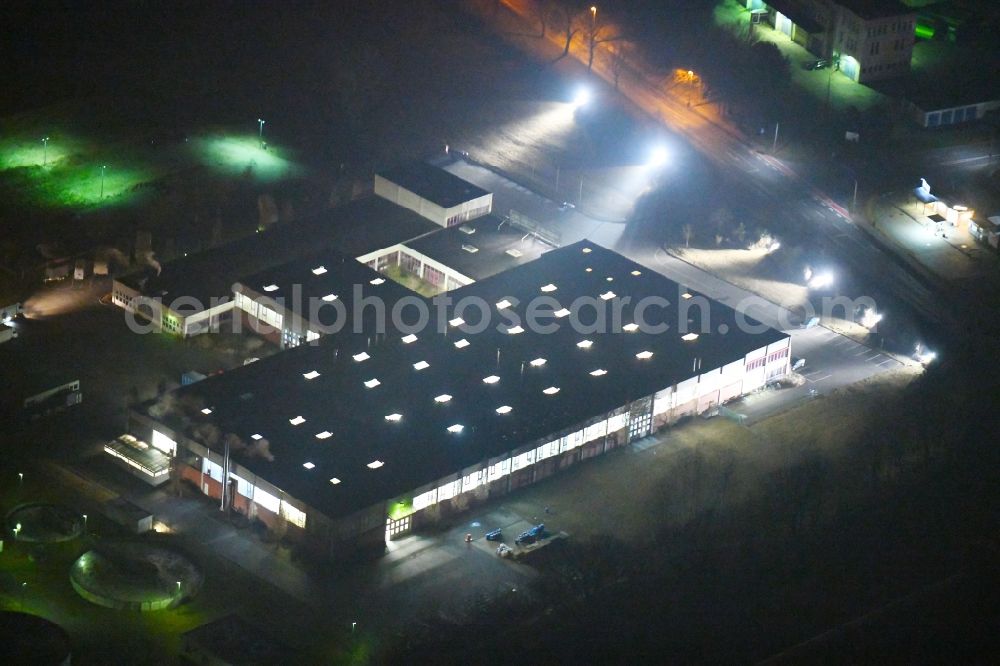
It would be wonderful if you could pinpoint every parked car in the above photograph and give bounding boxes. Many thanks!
[558,201,575,212]
[791,357,806,371]
[803,59,829,70]
[485,528,503,541]
[515,523,546,546]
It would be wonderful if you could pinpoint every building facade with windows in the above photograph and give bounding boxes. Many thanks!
[752,0,916,82]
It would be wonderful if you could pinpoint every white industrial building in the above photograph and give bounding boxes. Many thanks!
[128,241,790,559]
[375,162,493,228]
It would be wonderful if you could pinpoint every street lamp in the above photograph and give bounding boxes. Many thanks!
[42,137,49,166]
[590,5,597,24]
[257,118,266,148]
[18,472,23,485]
[13,523,22,539]
[82,514,88,531]
[99,165,107,199]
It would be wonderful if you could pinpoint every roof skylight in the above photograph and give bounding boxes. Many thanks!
[401,334,418,344]
[322,293,338,302]
[201,408,213,415]
[543,386,560,395]
[434,394,453,403]
[413,360,429,371]
[312,266,327,276]
[496,405,512,414]
[635,350,654,360]
[682,292,693,300]
[600,290,616,300]
[554,308,571,318]
[263,284,279,292]
[582,247,592,254]
[316,431,333,440]
[530,358,547,367]
[483,375,500,384]
[454,338,470,349]
[385,413,402,422]
[449,317,465,327]
[540,283,557,292]
[681,332,700,341]
[303,462,315,470]
[303,370,320,380]
[577,339,593,349]
[623,323,639,332]
[329,478,341,485]
[506,325,525,335]
[631,270,642,276]
[446,424,464,433]
[370,277,385,285]
[496,299,513,310]
[353,352,370,362]
[289,415,306,426]
[590,369,608,377]
[367,460,384,469]
[251,433,263,441]
[363,378,381,389]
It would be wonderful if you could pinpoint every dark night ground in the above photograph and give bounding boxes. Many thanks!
[2,1,999,663]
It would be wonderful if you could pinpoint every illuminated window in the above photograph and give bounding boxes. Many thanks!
[585,267,593,272]
[385,413,402,422]
[401,334,418,344]
[364,378,381,389]
[447,424,464,433]
[631,270,642,276]
[279,501,307,528]
[540,283,557,292]
[606,276,614,282]
[353,352,370,362]
[449,317,465,327]
[506,325,524,335]
[370,277,385,285]
[413,360,429,371]
[367,460,384,469]
[590,369,607,376]
[312,266,327,275]
[289,415,306,425]
[254,488,280,513]
[582,247,592,254]
[496,299,513,310]
[636,350,653,360]
[681,332,699,341]
[315,431,333,440]
[682,292,693,300]
[201,407,213,415]
[577,339,593,348]
[322,293,338,302]
[530,358,546,367]
[434,394,452,403]
[600,290,616,300]
[554,308,570,318]
[454,338,470,349]
[543,386,560,395]
[302,462,315,469]
[623,323,639,332]
[263,284,279,292]
[251,433,263,440]
[496,405,512,414]
[329,478,341,485]
[483,375,500,384]
[303,370,320,380]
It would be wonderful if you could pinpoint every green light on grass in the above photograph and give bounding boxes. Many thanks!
[191,134,300,182]
[0,137,76,170]
[388,498,414,521]
[914,23,934,40]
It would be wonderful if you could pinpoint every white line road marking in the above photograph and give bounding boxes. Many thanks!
[806,374,832,383]
[878,359,898,367]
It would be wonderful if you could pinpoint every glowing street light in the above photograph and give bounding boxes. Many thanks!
[13,523,22,539]
[808,271,834,289]
[99,165,107,199]
[572,86,592,108]
[257,118,266,148]
[648,144,669,167]
[42,136,49,166]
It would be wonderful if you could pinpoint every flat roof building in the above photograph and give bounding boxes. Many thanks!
[130,241,790,559]
[375,161,493,228]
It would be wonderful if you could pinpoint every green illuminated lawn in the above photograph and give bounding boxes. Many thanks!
[0,119,304,212]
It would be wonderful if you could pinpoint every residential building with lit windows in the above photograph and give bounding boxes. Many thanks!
[750,0,916,82]
[128,241,790,559]
[374,161,493,228]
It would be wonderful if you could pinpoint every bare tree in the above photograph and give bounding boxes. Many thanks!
[552,7,579,59]
[529,0,551,38]
[585,14,626,72]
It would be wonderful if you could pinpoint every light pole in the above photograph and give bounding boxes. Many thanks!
[772,122,780,153]
[590,5,597,26]
[18,472,23,485]
[42,137,49,166]
[258,118,266,148]
[82,514,88,532]
[99,165,107,199]
[13,523,21,539]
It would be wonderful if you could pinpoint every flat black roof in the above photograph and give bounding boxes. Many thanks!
[182,614,291,665]
[403,215,551,281]
[234,247,417,330]
[143,242,787,520]
[837,0,913,20]
[377,162,491,208]
[117,197,439,306]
